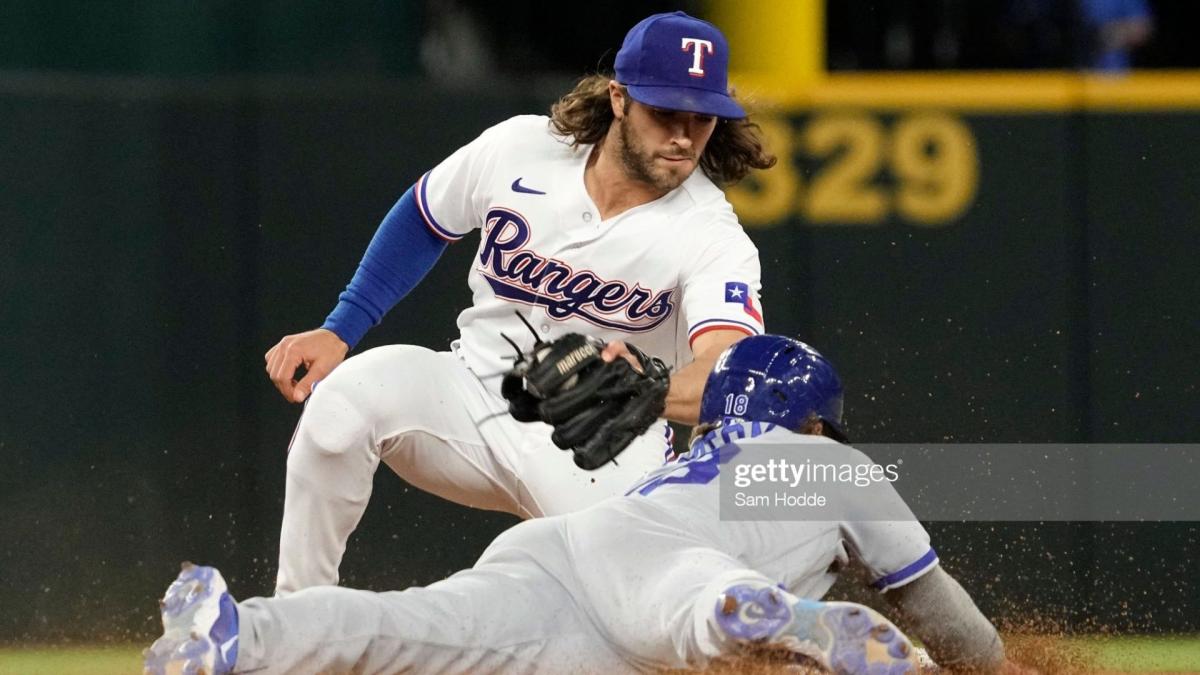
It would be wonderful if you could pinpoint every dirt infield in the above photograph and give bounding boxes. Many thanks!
[669,633,1200,674]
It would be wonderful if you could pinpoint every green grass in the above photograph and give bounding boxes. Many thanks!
[1,636,1198,673]
[1071,636,1200,672]
[0,645,141,675]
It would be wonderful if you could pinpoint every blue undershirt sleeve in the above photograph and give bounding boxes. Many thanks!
[321,185,448,349]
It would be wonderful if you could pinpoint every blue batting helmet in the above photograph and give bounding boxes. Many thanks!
[699,335,846,440]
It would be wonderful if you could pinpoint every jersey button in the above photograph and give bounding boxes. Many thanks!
[540,324,550,333]
[581,211,592,222]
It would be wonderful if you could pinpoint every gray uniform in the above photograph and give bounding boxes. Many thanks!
[236,424,941,674]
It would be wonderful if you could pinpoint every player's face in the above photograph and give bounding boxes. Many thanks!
[616,98,717,192]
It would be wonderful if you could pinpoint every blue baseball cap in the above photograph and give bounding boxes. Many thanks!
[615,11,746,120]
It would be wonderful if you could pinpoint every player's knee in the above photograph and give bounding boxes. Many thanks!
[289,345,443,459]
[320,344,444,411]
[289,385,374,461]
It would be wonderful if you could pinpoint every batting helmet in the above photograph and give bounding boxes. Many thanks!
[699,335,847,441]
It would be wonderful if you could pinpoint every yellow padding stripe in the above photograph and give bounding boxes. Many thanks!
[730,71,1200,112]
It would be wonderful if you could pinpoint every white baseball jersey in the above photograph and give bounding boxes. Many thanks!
[413,115,765,382]
[275,115,765,600]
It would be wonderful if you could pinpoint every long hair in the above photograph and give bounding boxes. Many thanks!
[549,74,776,186]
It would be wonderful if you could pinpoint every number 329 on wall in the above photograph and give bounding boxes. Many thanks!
[728,112,979,228]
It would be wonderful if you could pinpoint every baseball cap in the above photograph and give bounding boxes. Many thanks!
[615,11,746,119]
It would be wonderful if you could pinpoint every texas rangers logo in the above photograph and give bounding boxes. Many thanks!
[478,208,675,332]
[681,37,714,77]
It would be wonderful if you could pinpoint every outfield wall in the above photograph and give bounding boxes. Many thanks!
[0,73,1196,641]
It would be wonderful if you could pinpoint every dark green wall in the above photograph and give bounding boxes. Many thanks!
[0,1,421,76]
[1,80,1196,643]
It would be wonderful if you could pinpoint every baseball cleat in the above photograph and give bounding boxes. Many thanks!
[715,583,918,675]
[144,562,239,675]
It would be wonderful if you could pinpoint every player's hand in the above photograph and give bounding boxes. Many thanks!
[600,340,645,373]
[264,328,349,403]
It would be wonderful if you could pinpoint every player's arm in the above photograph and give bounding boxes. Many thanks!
[843,470,1033,673]
[881,566,1029,673]
[265,184,447,403]
[266,118,517,403]
[664,327,747,423]
[601,328,745,424]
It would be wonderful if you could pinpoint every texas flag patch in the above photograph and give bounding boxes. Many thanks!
[724,281,763,323]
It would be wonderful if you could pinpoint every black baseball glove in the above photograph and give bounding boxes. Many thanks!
[501,332,670,470]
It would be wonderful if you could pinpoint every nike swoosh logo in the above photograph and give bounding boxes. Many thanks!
[220,635,238,663]
[511,178,546,195]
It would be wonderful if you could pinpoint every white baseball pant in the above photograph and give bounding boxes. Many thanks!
[237,506,773,674]
[275,344,669,594]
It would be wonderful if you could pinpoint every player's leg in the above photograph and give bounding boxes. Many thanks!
[277,345,527,594]
[560,503,762,668]
[597,555,918,673]
[145,561,625,675]
[239,568,625,674]
[151,519,629,674]
[563,504,918,674]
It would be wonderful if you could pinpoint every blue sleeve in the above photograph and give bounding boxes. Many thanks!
[322,185,448,349]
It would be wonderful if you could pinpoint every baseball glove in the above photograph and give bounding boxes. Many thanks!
[501,332,670,470]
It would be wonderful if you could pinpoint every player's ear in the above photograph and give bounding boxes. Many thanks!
[797,416,824,436]
[609,81,626,120]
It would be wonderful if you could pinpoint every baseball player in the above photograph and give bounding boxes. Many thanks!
[147,335,1023,674]
[263,11,775,595]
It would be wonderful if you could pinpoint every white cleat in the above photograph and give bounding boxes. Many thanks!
[715,583,918,675]
[143,562,239,675]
